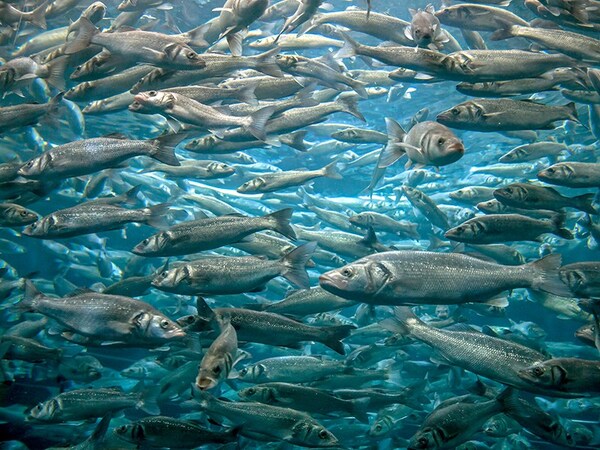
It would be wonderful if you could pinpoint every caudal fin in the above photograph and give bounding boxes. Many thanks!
[550,213,574,239]
[489,25,517,41]
[28,1,49,29]
[143,203,171,229]
[13,280,43,313]
[265,208,297,240]
[336,32,360,59]
[150,133,184,166]
[246,106,275,141]
[529,253,573,297]
[573,192,597,214]
[338,94,365,122]
[321,324,355,355]
[254,47,284,77]
[322,161,343,180]
[64,17,98,54]
[281,241,317,288]
[45,55,69,91]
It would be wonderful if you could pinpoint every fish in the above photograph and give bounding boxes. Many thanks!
[518,357,600,394]
[378,119,465,169]
[494,182,597,214]
[537,162,600,188]
[216,0,269,56]
[0,203,38,227]
[196,318,239,391]
[319,251,572,305]
[238,161,342,193]
[152,241,316,294]
[15,281,185,347]
[437,98,579,131]
[132,208,296,256]
[114,416,238,448]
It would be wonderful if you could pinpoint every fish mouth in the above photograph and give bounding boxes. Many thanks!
[128,101,142,111]
[166,328,187,339]
[195,378,215,391]
[436,112,450,122]
[446,142,464,154]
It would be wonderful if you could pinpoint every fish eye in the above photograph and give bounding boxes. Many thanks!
[318,429,329,439]
[186,51,196,59]
[546,168,555,174]
[451,108,459,116]
[341,268,352,277]
[533,366,545,376]
[160,319,170,329]
[25,161,33,167]
[438,137,445,145]
[375,424,382,432]
[212,365,221,374]
[247,387,255,395]
[148,91,157,96]
[30,223,37,229]
[142,238,150,245]
[418,437,429,445]
[160,271,168,277]
[240,368,248,376]
[20,210,28,216]
[116,425,127,434]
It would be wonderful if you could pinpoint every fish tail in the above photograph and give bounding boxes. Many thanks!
[322,161,343,180]
[150,133,183,166]
[550,212,574,239]
[28,0,49,29]
[246,105,276,141]
[336,32,359,59]
[573,192,597,214]
[44,55,69,91]
[496,386,520,416]
[254,47,284,77]
[321,324,355,355]
[564,101,580,123]
[87,413,112,445]
[226,31,245,57]
[12,280,42,313]
[137,384,160,415]
[529,253,572,297]
[235,83,258,106]
[351,79,369,99]
[284,130,309,152]
[349,397,370,423]
[338,94,365,122]
[489,25,516,41]
[64,17,98,55]
[120,185,143,206]
[380,306,421,336]
[143,203,171,229]
[265,208,297,240]
[184,22,211,48]
[281,241,317,288]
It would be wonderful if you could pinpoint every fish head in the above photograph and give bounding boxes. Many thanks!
[4,204,38,225]
[410,10,440,46]
[196,352,229,391]
[292,420,339,448]
[65,82,91,100]
[476,199,501,213]
[18,153,50,178]
[537,163,572,183]
[237,385,272,402]
[444,220,482,242]
[113,423,144,443]
[0,67,16,90]
[423,126,464,166]
[436,103,475,127]
[163,43,206,69]
[28,399,59,422]
[408,427,439,449]
[349,213,371,227]
[208,162,235,175]
[237,176,266,193]
[275,54,299,69]
[236,363,265,382]
[152,265,190,289]
[132,231,169,255]
[320,260,390,300]
[131,91,174,113]
[332,128,358,140]
[369,415,394,437]
[137,312,186,341]
[493,184,528,205]
[518,361,564,387]
[22,214,58,237]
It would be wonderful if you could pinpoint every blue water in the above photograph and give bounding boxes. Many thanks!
[0,0,599,448]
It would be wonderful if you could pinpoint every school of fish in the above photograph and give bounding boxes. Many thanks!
[0,0,600,448]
